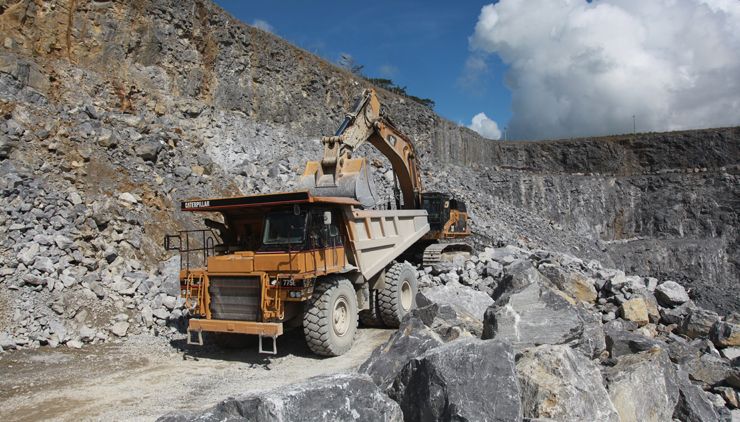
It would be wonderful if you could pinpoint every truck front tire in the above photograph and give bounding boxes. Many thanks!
[303,276,358,356]
[378,262,418,328]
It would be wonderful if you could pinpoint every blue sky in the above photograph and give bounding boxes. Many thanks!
[214,1,740,140]
[214,1,511,133]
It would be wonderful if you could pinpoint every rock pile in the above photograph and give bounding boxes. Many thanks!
[0,160,186,350]
[163,244,740,421]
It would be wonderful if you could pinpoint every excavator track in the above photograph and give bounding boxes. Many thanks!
[422,241,473,266]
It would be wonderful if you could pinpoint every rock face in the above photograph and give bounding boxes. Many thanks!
[388,338,522,422]
[605,349,680,422]
[158,374,403,422]
[516,345,619,421]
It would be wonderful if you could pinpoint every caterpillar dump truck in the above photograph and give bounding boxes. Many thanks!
[166,89,470,355]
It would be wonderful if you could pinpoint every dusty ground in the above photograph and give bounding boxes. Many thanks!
[0,328,393,421]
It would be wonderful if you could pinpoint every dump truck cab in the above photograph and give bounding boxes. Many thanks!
[166,191,429,355]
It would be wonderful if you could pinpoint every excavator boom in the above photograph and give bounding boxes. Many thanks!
[299,89,423,209]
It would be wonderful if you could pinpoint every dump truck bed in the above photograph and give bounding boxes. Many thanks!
[345,208,429,280]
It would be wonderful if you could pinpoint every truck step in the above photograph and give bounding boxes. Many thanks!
[259,335,278,355]
[186,329,203,346]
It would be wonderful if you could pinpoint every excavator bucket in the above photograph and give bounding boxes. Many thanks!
[299,157,379,209]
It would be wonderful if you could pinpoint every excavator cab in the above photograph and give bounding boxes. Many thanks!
[421,192,470,238]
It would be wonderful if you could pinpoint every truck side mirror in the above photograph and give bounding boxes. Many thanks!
[323,211,332,225]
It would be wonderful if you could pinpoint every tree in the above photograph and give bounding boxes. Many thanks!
[338,53,364,76]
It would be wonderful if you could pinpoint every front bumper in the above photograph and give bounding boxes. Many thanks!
[188,318,283,337]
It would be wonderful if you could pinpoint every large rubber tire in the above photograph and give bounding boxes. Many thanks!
[358,289,385,328]
[303,276,358,356]
[378,262,418,328]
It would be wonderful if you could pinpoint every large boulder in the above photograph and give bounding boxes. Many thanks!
[660,301,698,326]
[678,308,722,339]
[359,308,444,390]
[710,314,740,348]
[516,345,619,421]
[537,264,598,304]
[414,295,484,337]
[619,297,650,326]
[681,353,737,388]
[483,281,605,356]
[604,349,680,422]
[421,280,493,322]
[654,280,690,307]
[389,338,522,422]
[491,259,552,301]
[605,328,666,358]
[673,369,720,422]
[158,374,402,422]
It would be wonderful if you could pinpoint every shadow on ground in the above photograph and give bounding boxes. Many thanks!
[169,329,323,367]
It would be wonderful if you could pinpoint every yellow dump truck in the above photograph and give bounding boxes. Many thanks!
[166,191,429,355]
[166,89,470,355]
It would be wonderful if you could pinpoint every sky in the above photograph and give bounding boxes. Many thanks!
[215,0,740,141]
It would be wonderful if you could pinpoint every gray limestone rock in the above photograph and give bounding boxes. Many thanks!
[655,280,690,307]
[421,280,493,322]
[66,339,83,349]
[605,328,666,358]
[516,345,619,421]
[79,326,96,342]
[158,373,402,422]
[135,141,162,162]
[174,166,191,178]
[33,256,56,274]
[17,242,40,266]
[492,259,551,301]
[483,281,601,354]
[604,349,680,422]
[0,332,16,350]
[681,353,736,388]
[710,316,740,349]
[388,338,522,422]
[110,321,130,337]
[679,308,722,339]
[537,263,598,304]
[674,369,720,422]
[661,300,698,326]
[360,305,446,390]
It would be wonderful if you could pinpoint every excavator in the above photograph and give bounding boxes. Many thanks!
[299,88,472,265]
[165,89,471,356]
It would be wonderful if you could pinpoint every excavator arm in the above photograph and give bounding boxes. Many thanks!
[299,89,424,209]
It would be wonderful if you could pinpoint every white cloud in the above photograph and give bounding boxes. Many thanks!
[469,0,740,140]
[457,55,489,94]
[469,112,502,140]
[252,19,274,34]
[379,64,398,78]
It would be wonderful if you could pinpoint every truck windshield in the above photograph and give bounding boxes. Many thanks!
[262,212,306,245]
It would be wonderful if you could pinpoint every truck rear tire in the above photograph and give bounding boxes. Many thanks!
[303,276,358,356]
[378,262,418,328]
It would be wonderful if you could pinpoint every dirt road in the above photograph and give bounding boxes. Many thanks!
[0,328,393,421]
